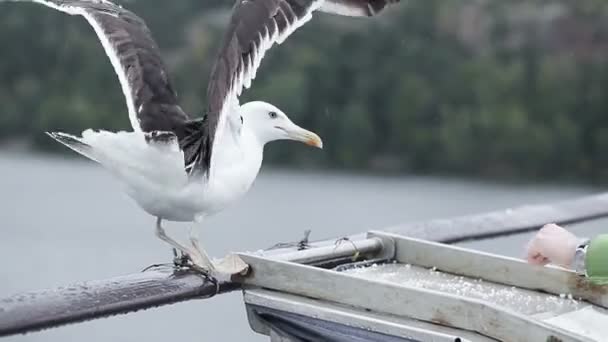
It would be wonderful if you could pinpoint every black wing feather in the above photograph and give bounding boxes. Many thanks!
[5,0,205,171]
[198,0,399,175]
[16,0,190,134]
[77,0,190,133]
[320,0,399,17]
[201,0,323,175]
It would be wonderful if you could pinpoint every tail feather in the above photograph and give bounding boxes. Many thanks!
[47,131,99,163]
[47,130,189,187]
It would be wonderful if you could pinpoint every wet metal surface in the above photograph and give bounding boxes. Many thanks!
[0,269,239,337]
[345,263,584,316]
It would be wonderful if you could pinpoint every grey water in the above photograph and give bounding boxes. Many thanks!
[1,152,606,342]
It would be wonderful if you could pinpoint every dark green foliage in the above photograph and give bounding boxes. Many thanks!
[2,0,608,182]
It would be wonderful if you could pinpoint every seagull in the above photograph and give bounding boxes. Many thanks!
[3,0,398,275]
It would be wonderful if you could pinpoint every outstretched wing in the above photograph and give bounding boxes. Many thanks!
[320,0,399,17]
[199,0,399,175]
[7,0,189,133]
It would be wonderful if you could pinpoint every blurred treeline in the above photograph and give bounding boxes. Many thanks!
[2,0,608,182]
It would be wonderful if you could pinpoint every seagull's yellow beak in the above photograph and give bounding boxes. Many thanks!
[302,131,323,149]
[285,125,323,149]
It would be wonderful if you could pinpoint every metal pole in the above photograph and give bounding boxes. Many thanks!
[272,237,385,264]
[388,192,608,243]
[0,269,239,337]
[0,237,383,338]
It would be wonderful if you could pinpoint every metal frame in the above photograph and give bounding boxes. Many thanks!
[4,192,608,338]
[372,231,608,309]
[238,239,600,342]
[244,289,496,342]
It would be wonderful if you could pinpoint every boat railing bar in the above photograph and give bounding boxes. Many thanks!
[0,270,239,338]
[2,191,608,338]
[389,192,608,243]
[0,237,385,338]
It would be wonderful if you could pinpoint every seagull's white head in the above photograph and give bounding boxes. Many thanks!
[240,101,323,148]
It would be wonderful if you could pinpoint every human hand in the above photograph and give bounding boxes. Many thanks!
[525,223,579,267]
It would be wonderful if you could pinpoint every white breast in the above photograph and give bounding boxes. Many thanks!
[201,125,264,214]
[100,125,264,222]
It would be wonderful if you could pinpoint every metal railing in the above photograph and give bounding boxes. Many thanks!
[2,192,608,338]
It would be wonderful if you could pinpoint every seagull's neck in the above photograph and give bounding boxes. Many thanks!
[215,119,264,161]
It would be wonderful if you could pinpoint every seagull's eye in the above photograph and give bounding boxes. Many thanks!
[268,111,278,119]
[240,116,243,124]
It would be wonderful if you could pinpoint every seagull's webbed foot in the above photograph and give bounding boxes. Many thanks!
[166,250,220,296]
[213,254,249,276]
[188,250,249,278]
[173,252,246,292]
[188,225,249,277]
[143,248,218,288]
[152,217,248,281]
[154,217,213,273]
[172,248,191,268]
[141,249,201,272]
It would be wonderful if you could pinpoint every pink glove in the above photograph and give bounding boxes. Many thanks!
[525,223,579,267]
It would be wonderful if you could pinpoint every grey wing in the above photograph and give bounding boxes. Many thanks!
[198,0,400,175]
[320,0,399,17]
[200,0,325,176]
[12,0,190,133]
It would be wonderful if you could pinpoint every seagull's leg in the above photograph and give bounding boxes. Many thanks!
[187,226,215,271]
[189,217,248,275]
[154,217,212,272]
